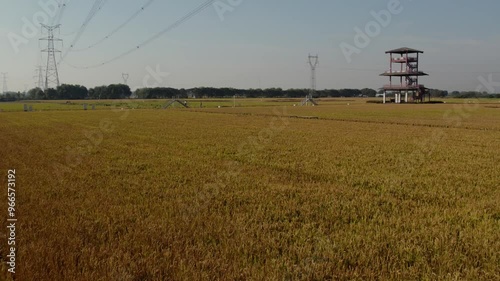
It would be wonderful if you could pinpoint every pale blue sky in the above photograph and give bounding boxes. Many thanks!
[1,0,499,92]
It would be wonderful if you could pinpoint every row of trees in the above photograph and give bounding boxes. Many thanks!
[26,84,88,100]
[449,91,500,98]
[88,84,132,99]
[1,84,499,101]
[21,84,131,100]
[134,87,378,99]
[0,92,25,102]
[7,85,379,100]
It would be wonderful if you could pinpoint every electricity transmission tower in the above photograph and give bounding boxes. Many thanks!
[34,66,45,90]
[301,54,319,106]
[122,73,129,85]
[40,24,62,89]
[1,73,7,94]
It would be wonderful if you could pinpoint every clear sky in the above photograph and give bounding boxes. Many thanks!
[1,0,499,92]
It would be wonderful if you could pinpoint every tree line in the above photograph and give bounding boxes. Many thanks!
[0,85,379,101]
[0,84,499,101]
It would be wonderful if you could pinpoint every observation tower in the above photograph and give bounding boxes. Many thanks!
[380,47,429,103]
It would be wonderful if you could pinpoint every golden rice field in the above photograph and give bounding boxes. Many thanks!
[0,99,499,280]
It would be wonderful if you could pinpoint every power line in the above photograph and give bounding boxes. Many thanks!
[72,0,156,52]
[60,0,104,37]
[63,0,217,69]
[61,0,110,60]
[52,0,70,25]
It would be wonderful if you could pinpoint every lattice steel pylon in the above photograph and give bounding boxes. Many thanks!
[34,65,45,90]
[40,24,62,89]
[1,72,7,94]
[122,73,129,85]
[301,54,319,106]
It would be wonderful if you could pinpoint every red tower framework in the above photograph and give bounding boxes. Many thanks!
[380,47,429,103]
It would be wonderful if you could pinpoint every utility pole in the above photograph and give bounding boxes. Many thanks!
[1,73,7,94]
[40,24,62,89]
[122,73,129,85]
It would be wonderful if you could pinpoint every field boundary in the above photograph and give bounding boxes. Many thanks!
[187,109,500,132]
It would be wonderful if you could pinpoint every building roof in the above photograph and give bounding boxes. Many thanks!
[385,47,424,54]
